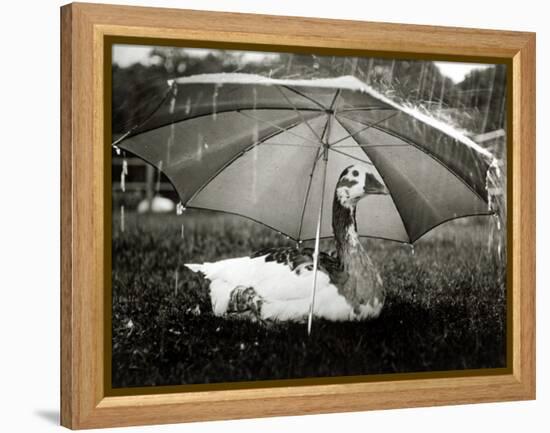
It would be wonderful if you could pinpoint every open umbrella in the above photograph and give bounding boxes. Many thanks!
[114,72,494,333]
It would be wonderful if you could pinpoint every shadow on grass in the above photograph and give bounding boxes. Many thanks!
[112,291,505,388]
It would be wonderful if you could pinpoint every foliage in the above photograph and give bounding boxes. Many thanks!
[112,49,506,136]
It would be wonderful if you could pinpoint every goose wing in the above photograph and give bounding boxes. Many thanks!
[251,246,342,283]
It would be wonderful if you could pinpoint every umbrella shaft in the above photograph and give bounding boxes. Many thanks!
[307,149,329,336]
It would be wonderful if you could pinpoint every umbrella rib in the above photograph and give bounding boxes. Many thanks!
[329,89,342,111]
[297,146,323,241]
[237,110,322,147]
[328,147,374,166]
[335,106,395,114]
[112,81,177,147]
[275,84,324,142]
[334,144,409,148]
[337,115,489,204]
[185,205,300,242]
[185,119,319,205]
[181,205,491,245]
[116,107,324,139]
[280,85,328,110]
[332,116,420,243]
[329,111,400,146]
[297,95,337,241]
[259,142,321,148]
[125,140,488,245]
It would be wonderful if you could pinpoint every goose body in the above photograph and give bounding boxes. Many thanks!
[186,164,388,322]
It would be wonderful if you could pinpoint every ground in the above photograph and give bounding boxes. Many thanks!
[111,210,507,389]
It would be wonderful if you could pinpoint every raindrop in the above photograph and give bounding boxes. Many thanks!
[410,244,415,255]
[252,126,259,145]
[176,202,186,215]
[494,214,501,231]
[120,158,128,192]
[212,83,221,120]
[204,141,209,150]
[251,129,259,203]
[312,55,320,70]
[196,133,204,161]
[167,124,176,164]
[120,205,125,233]
[169,85,178,114]
[181,223,185,239]
[252,87,258,111]
[155,160,163,193]
[184,97,192,115]
[485,171,493,212]
[166,87,178,164]
[174,269,179,296]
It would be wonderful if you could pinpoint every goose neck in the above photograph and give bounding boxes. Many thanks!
[332,196,365,263]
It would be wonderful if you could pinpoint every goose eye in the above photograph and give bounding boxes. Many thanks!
[352,170,359,177]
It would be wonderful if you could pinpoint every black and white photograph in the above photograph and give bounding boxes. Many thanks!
[110,44,507,389]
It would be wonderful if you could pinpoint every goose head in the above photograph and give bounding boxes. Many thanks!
[335,165,388,208]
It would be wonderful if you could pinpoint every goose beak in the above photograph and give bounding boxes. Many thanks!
[372,185,389,195]
[364,175,389,195]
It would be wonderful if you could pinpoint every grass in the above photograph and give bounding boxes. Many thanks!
[112,210,507,388]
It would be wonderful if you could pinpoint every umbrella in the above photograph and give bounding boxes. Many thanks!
[115,72,494,333]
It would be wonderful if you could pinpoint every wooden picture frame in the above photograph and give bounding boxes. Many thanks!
[60,2,536,429]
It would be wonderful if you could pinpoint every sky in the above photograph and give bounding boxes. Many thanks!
[113,45,491,84]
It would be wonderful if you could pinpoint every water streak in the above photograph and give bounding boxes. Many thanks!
[120,158,128,192]
[167,86,178,164]
[252,87,257,111]
[197,133,204,161]
[155,160,163,193]
[176,202,186,215]
[251,126,259,203]
[120,205,125,233]
[212,83,221,120]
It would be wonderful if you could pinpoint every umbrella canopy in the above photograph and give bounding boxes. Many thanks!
[116,73,493,244]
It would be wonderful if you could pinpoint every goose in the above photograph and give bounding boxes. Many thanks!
[185,164,388,322]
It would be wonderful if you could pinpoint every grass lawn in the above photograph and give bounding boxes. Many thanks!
[112,210,507,388]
